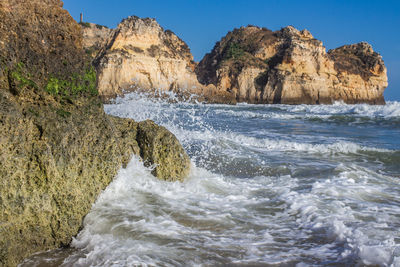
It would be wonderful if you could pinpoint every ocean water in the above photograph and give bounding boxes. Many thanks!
[22,93,400,266]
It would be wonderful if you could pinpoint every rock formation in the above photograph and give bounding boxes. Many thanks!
[90,20,387,105]
[88,16,235,103]
[195,25,388,104]
[94,16,201,100]
[80,22,113,58]
[0,1,190,266]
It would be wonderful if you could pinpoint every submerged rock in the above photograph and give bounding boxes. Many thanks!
[0,1,190,266]
[195,25,388,104]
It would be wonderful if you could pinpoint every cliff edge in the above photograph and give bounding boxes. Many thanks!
[0,1,190,266]
[88,16,234,103]
[195,25,388,104]
[94,16,202,100]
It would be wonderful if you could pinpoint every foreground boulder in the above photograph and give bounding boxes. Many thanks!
[0,1,189,266]
[195,25,388,104]
[137,120,191,181]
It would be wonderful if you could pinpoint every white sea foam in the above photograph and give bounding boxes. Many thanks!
[105,92,394,158]
[62,155,400,266]
[63,156,302,266]
[281,164,400,266]
[287,101,400,119]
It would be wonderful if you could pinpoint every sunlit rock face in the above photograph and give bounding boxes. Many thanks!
[88,17,387,105]
[93,16,206,100]
[196,25,388,104]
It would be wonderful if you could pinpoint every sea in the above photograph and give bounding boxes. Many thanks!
[22,92,400,266]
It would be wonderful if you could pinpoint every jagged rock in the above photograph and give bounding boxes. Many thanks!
[80,22,113,58]
[136,120,191,181]
[196,25,388,104]
[94,16,209,100]
[0,2,190,266]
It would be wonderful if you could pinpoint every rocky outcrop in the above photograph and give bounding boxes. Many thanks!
[90,16,236,103]
[0,1,190,266]
[80,22,113,58]
[94,16,204,100]
[136,120,190,181]
[195,25,388,104]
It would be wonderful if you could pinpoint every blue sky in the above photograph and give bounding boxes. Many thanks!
[64,0,400,101]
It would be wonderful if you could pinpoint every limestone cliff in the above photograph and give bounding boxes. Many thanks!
[0,1,190,266]
[195,25,388,104]
[80,22,113,58]
[94,16,203,100]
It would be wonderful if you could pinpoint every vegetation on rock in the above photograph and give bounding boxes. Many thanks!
[45,66,97,97]
[0,1,190,266]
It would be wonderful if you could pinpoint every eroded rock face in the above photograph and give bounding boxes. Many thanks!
[136,120,191,181]
[94,16,206,100]
[196,25,388,104]
[0,2,190,266]
[80,22,113,58]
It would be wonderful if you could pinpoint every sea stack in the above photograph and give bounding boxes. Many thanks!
[94,16,204,100]
[87,16,234,103]
[195,25,388,104]
[90,18,387,105]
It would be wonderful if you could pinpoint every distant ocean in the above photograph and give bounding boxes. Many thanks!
[23,93,400,266]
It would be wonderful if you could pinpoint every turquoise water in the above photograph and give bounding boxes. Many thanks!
[22,93,400,266]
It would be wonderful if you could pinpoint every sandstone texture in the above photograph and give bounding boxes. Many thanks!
[80,22,113,58]
[195,26,388,104]
[90,19,387,105]
[94,16,206,100]
[0,1,190,266]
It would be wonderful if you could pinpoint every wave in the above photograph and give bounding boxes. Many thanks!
[56,156,400,266]
[98,91,400,266]
[282,164,400,266]
[106,94,400,132]
[207,132,393,155]
[105,92,396,157]
[288,101,400,118]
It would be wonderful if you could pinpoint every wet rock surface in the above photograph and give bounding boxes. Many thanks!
[137,120,191,182]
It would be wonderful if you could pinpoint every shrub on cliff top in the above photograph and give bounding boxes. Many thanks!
[79,22,91,28]
[224,43,245,60]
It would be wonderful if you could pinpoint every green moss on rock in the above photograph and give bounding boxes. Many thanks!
[0,1,191,266]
